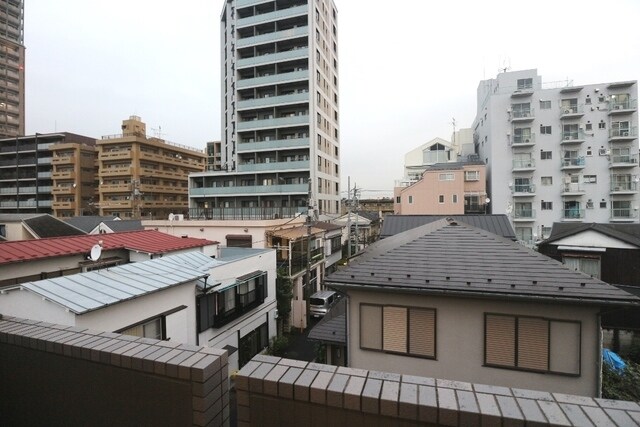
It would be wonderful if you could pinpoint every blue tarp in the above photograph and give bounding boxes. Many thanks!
[603,348,626,372]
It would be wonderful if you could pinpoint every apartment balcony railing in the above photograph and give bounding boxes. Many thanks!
[513,209,535,220]
[512,159,535,171]
[237,114,309,131]
[291,246,324,276]
[510,133,535,147]
[237,47,309,69]
[237,137,309,152]
[0,200,52,208]
[609,127,638,141]
[237,92,309,110]
[212,282,266,328]
[560,157,585,169]
[237,5,308,28]
[610,154,638,168]
[237,25,308,48]
[187,206,306,220]
[561,130,586,144]
[608,99,637,114]
[0,186,48,195]
[562,209,585,220]
[509,108,535,122]
[611,208,638,221]
[237,159,309,173]
[236,0,272,7]
[237,70,308,89]
[512,184,536,195]
[562,183,586,195]
[191,183,307,197]
[610,182,638,193]
[559,105,584,118]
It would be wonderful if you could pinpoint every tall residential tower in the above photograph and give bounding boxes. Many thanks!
[190,0,340,219]
[0,0,24,138]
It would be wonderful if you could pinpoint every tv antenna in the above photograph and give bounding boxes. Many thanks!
[499,57,511,74]
[151,126,166,139]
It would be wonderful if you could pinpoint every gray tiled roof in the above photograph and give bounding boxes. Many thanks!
[308,298,346,344]
[64,216,115,233]
[380,214,515,240]
[544,222,640,248]
[327,219,638,305]
[104,220,143,232]
[23,214,86,238]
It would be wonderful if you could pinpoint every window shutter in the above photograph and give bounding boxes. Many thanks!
[518,317,549,371]
[409,308,435,357]
[485,315,516,367]
[383,306,407,353]
[360,305,382,350]
[549,321,581,375]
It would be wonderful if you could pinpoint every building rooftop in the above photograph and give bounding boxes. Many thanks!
[327,219,639,306]
[423,160,485,171]
[64,216,118,233]
[380,214,515,240]
[308,297,346,345]
[544,223,640,248]
[0,229,217,264]
[0,214,85,239]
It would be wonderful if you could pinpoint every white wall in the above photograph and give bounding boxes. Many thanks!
[0,288,76,325]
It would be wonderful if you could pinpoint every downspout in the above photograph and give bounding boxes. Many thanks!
[196,274,210,347]
[596,312,603,398]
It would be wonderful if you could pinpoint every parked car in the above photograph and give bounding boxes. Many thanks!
[310,290,338,318]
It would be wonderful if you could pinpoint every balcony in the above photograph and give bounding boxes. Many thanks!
[561,183,586,196]
[509,133,535,148]
[237,47,309,69]
[610,208,638,222]
[99,150,131,161]
[52,156,76,165]
[52,186,76,195]
[237,25,309,48]
[237,92,309,110]
[559,105,584,119]
[237,70,308,89]
[610,182,638,195]
[100,166,132,176]
[211,281,267,328]
[562,209,585,221]
[509,108,535,122]
[513,209,535,222]
[237,159,309,173]
[236,0,272,7]
[510,89,533,98]
[100,200,133,209]
[511,159,535,172]
[511,184,536,197]
[52,171,75,180]
[188,206,306,220]
[609,127,638,142]
[608,99,637,115]
[237,114,309,131]
[237,137,310,152]
[237,5,308,28]
[190,183,307,197]
[52,201,77,210]
[610,154,638,169]
[291,246,324,275]
[560,130,586,144]
[560,157,585,170]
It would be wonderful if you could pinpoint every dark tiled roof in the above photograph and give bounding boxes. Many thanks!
[313,221,343,232]
[308,298,346,345]
[104,220,143,232]
[424,160,485,171]
[327,219,638,305]
[357,211,380,222]
[23,214,86,238]
[381,214,515,240]
[64,216,115,233]
[543,223,640,248]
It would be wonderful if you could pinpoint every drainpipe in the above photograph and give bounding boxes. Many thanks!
[596,312,603,398]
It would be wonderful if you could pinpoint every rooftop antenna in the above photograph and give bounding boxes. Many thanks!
[152,126,166,139]
[499,57,511,74]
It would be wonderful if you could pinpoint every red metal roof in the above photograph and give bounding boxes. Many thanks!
[0,230,217,264]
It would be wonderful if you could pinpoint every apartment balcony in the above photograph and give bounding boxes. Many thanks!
[237,159,309,173]
[236,0,272,7]
[52,186,75,195]
[52,201,77,210]
[560,157,585,171]
[560,130,586,144]
[237,114,309,131]
[610,208,639,222]
[562,209,585,221]
[99,150,131,161]
[559,105,584,119]
[100,183,131,193]
[188,206,306,220]
[237,25,309,48]
[237,5,307,28]
[100,166,132,177]
[38,171,51,179]
[561,183,586,196]
[237,137,310,153]
[139,184,189,195]
[190,183,307,197]
[513,209,536,222]
[100,200,133,209]
[508,109,535,122]
[237,47,309,69]
[609,127,638,142]
[608,99,637,115]
[0,186,43,195]
[511,159,535,172]
[0,200,52,208]
[510,88,533,98]
[52,171,75,180]
[237,70,308,90]
[237,92,309,110]
[51,156,76,165]
[509,134,535,148]
[610,182,638,195]
[511,184,536,197]
[610,154,638,169]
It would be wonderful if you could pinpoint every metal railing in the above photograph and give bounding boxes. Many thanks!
[513,209,535,219]
[187,206,306,220]
[611,208,638,219]
[513,184,535,194]
[561,157,585,167]
[562,209,585,219]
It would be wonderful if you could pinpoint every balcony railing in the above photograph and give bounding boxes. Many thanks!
[610,154,638,166]
[562,209,585,220]
[562,183,585,194]
[237,47,309,69]
[510,133,535,146]
[190,183,307,197]
[608,99,637,113]
[512,159,535,170]
[559,105,584,117]
[237,137,309,152]
[561,157,585,168]
[212,282,266,328]
[237,5,308,28]
[187,206,306,220]
[237,70,308,89]
[609,127,638,139]
[512,184,536,194]
[611,208,638,219]
[509,108,535,121]
[561,130,585,143]
[237,114,309,131]
[513,209,535,219]
[610,182,637,192]
[237,92,309,110]
[237,159,309,173]
[237,25,309,48]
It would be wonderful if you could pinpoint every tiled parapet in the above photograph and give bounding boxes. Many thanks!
[236,356,640,427]
[0,315,229,427]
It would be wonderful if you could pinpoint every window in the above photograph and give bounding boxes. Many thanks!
[239,322,269,368]
[598,122,606,129]
[360,304,436,359]
[517,78,533,90]
[600,201,607,209]
[515,227,532,243]
[438,195,444,204]
[540,125,552,135]
[541,226,552,239]
[563,255,601,279]
[485,314,581,375]
[465,170,479,181]
[408,195,413,204]
[539,100,551,109]
[585,123,593,131]
[395,196,400,203]
[583,175,597,184]
[439,173,454,181]
[120,317,163,340]
[541,176,553,186]
[540,151,552,160]
[452,194,458,203]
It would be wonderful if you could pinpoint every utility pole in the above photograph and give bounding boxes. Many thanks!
[304,178,313,331]
[353,183,359,254]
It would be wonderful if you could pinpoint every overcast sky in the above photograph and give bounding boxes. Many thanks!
[25,0,640,198]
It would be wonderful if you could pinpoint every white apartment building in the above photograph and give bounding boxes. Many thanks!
[473,69,638,244]
[189,0,340,220]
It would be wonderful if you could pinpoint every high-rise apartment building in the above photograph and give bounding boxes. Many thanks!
[98,116,206,219]
[190,0,340,219]
[473,70,639,244]
[51,139,98,217]
[0,0,24,138]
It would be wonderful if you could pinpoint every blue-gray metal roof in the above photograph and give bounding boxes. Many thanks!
[21,253,212,315]
[380,214,516,240]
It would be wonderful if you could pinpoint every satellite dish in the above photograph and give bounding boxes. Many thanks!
[485,198,491,204]
[168,213,175,221]
[89,244,102,262]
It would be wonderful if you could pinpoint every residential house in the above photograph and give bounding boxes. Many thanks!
[380,214,515,240]
[65,215,143,234]
[0,229,217,288]
[0,213,85,241]
[333,211,380,255]
[308,297,346,366]
[325,218,639,396]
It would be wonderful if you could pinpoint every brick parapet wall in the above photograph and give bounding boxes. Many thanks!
[0,315,229,427]
[236,355,640,426]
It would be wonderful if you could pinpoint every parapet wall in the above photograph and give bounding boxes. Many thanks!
[236,355,640,427]
[0,315,229,427]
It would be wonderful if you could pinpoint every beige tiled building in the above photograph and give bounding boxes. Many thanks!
[0,0,24,138]
[51,139,98,217]
[97,116,206,219]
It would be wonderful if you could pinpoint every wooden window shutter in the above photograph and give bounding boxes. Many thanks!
[383,306,407,353]
[549,321,581,375]
[485,315,516,367]
[360,305,382,350]
[517,317,549,371]
[409,308,435,357]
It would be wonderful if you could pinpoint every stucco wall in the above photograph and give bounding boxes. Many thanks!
[347,290,601,397]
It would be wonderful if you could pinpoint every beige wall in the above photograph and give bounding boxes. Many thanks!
[347,289,601,397]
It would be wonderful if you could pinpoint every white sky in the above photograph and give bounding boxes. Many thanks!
[25,0,640,198]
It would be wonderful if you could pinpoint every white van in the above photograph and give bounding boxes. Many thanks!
[309,290,338,318]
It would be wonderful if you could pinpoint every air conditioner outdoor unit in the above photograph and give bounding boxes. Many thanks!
[174,214,184,221]
[564,136,570,140]
[622,131,629,137]
[598,148,607,156]
[564,108,572,114]
[614,105,622,110]
[524,138,530,143]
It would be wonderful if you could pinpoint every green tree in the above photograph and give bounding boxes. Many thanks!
[276,268,293,334]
